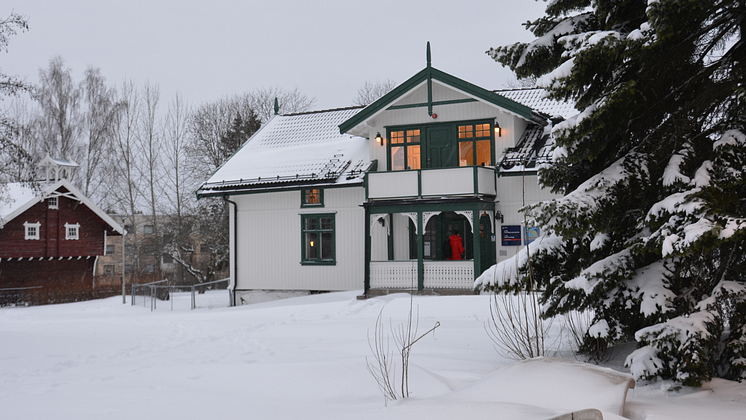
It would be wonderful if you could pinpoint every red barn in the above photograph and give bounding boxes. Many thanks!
[0,178,124,305]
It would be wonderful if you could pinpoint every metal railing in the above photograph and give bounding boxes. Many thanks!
[131,278,230,311]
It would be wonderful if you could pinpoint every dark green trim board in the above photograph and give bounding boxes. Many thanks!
[338,66,533,134]
[386,98,478,111]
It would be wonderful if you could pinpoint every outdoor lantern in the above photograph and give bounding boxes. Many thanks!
[494,122,501,137]
[375,132,383,145]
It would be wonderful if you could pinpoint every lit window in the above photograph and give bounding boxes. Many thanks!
[301,214,335,264]
[24,221,41,240]
[458,123,492,167]
[301,188,324,207]
[389,129,421,170]
[65,223,80,240]
[104,265,115,276]
[48,196,58,209]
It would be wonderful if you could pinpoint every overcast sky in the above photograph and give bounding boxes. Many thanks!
[4,1,547,111]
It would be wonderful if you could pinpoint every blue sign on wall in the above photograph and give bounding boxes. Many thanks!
[501,225,522,246]
[525,227,540,245]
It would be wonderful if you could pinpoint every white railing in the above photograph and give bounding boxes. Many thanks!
[369,260,475,289]
[370,261,417,289]
[367,166,495,200]
[423,261,474,289]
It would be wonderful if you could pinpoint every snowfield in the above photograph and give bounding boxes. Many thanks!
[1,291,744,419]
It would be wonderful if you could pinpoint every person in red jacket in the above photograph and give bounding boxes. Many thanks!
[449,229,464,260]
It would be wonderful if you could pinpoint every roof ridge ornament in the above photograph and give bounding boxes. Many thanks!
[426,41,431,67]
[274,97,279,115]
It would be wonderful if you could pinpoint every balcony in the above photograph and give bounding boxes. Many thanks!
[366,166,496,200]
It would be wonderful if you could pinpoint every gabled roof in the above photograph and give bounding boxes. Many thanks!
[339,65,536,135]
[197,107,371,197]
[499,125,554,174]
[0,179,124,234]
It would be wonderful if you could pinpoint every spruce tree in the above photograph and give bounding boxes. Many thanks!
[481,0,746,385]
[220,111,261,160]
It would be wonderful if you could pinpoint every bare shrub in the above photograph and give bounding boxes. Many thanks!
[366,295,440,405]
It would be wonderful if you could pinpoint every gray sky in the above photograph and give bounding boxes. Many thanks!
[3,0,546,110]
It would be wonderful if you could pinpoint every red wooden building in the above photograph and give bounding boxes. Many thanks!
[0,160,124,304]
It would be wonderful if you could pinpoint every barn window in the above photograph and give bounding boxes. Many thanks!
[301,214,335,265]
[65,223,80,240]
[104,265,115,276]
[24,221,41,240]
[48,196,58,209]
[106,244,115,255]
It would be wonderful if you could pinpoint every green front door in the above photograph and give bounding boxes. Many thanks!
[426,126,457,168]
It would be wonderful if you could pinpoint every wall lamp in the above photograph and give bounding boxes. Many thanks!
[494,122,501,137]
[375,132,383,145]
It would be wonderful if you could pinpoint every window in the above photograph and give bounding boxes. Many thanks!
[143,224,154,234]
[106,245,115,255]
[301,188,324,207]
[301,214,335,264]
[104,265,115,276]
[458,123,492,166]
[24,221,41,240]
[162,254,174,264]
[389,129,421,171]
[65,223,80,240]
[48,196,58,209]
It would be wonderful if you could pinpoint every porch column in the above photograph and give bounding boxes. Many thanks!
[472,204,481,282]
[417,211,424,290]
[364,206,371,295]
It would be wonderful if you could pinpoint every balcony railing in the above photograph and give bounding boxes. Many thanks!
[366,166,496,200]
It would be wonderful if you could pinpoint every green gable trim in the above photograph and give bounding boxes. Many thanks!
[338,66,534,134]
[387,98,478,111]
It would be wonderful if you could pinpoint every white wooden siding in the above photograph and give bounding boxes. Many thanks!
[231,187,365,291]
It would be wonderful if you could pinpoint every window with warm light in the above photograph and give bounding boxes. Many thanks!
[301,188,324,207]
[389,129,421,171]
[458,123,492,166]
[301,214,335,264]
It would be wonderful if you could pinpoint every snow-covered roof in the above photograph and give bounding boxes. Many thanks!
[0,183,40,220]
[499,125,554,174]
[38,155,79,168]
[198,107,371,196]
[0,179,124,234]
[495,88,577,120]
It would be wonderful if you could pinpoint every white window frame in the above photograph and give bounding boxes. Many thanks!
[24,221,41,240]
[48,196,59,209]
[65,222,80,240]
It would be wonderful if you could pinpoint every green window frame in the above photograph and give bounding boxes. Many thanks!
[301,214,335,265]
[457,122,493,167]
[388,129,421,171]
[301,188,324,207]
[386,120,493,170]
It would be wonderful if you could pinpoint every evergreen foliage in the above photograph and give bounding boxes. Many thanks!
[482,0,746,385]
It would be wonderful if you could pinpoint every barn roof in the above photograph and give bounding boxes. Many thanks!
[0,179,124,234]
[197,107,372,197]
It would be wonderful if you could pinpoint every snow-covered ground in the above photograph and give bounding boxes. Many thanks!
[1,291,744,419]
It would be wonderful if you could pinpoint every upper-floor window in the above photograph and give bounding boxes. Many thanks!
[65,223,80,240]
[48,196,58,209]
[105,244,115,255]
[143,224,154,234]
[24,221,41,240]
[390,129,421,171]
[387,121,492,171]
[458,123,492,167]
[301,188,324,207]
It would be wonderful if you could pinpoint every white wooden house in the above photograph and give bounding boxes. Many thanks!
[197,46,574,304]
